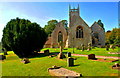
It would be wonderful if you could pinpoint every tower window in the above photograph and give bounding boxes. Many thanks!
[76,26,83,38]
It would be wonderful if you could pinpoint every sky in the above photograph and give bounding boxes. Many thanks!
[0,0,119,2]
[0,2,118,42]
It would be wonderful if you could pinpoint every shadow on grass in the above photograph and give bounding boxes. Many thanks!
[69,64,80,67]
[27,51,69,59]
[51,52,68,55]
[27,53,45,59]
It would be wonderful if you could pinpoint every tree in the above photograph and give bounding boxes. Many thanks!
[105,28,120,45]
[97,20,105,30]
[44,20,68,36]
[2,17,47,58]
[44,20,58,36]
[105,30,111,44]
[60,20,68,30]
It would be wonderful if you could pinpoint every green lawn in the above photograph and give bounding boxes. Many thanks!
[41,47,119,57]
[1,51,119,77]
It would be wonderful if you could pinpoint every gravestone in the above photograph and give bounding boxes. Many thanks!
[44,49,49,56]
[87,43,91,51]
[58,52,66,59]
[2,48,8,55]
[67,57,74,67]
[48,67,82,77]
[21,58,30,64]
[112,63,120,68]
[112,63,120,70]
[81,44,84,51]
[111,45,115,50]
[88,54,96,60]
[67,52,71,57]
[0,55,6,60]
[76,46,80,50]
[106,45,109,51]
[58,41,66,59]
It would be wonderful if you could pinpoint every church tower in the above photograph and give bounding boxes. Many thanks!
[68,4,92,48]
[69,4,80,27]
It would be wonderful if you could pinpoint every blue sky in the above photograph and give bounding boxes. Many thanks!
[0,2,118,41]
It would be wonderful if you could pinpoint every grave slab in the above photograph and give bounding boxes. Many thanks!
[48,67,82,78]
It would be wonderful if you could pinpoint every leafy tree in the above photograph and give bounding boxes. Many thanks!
[105,30,111,44]
[105,28,120,45]
[2,17,47,58]
[44,20,68,36]
[44,20,58,36]
[60,20,68,30]
[97,20,105,30]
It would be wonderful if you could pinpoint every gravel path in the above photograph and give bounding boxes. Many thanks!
[51,53,120,59]
[72,54,120,59]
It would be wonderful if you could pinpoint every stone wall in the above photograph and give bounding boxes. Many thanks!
[51,22,67,48]
[91,22,105,46]
[68,14,92,48]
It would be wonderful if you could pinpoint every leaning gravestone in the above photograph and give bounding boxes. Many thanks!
[112,63,120,70]
[58,52,66,59]
[67,52,71,57]
[0,55,6,60]
[111,45,115,50]
[88,54,96,60]
[21,58,30,64]
[44,49,49,56]
[67,57,74,67]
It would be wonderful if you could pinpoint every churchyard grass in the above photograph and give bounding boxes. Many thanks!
[42,47,119,57]
[2,51,119,76]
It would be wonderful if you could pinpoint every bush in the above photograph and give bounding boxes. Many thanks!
[2,17,47,58]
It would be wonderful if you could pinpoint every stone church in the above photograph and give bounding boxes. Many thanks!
[44,5,105,48]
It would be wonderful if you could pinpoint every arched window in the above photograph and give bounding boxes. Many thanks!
[58,31,63,42]
[76,26,83,38]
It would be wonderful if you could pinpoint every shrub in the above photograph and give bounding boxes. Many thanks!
[2,17,47,58]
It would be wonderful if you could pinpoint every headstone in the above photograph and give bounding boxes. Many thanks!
[21,58,30,64]
[0,55,6,60]
[111,45,115,50]
[67,52,71,57]
[112,63,120,67]
[112,63,120,70]
[67,57,74,67]
[44,49,49,56]
[88,54,95,60]
[48,67,82,77]
[2,48,8,55]
[58,52,66,59]
[76,46,80,50]
[87,43,91,51]
[106,45,109,51]
[81,44,84,51]
[4,52,8,55]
